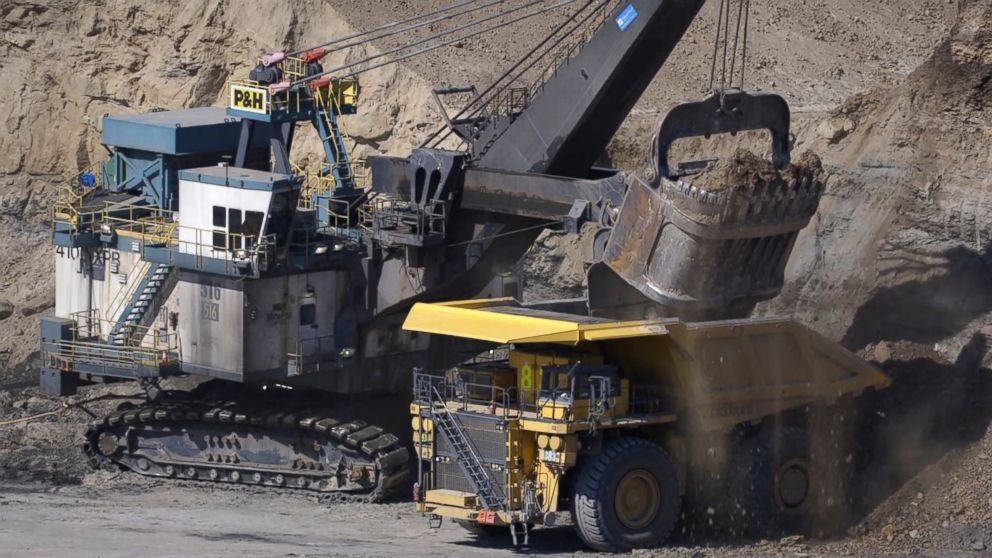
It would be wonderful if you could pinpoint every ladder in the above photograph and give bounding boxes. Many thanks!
[311,95,357,193]
[430,385,506,511]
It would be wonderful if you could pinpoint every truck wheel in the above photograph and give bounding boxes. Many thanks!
[571,437,681,551]
[729,425,813,536]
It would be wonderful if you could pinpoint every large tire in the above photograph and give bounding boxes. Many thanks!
[727,425,814,536]
[571,437,681,551]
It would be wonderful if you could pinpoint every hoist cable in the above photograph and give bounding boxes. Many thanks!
[707,0,726,91]
[727,0,745,90]
[707,0,751,94]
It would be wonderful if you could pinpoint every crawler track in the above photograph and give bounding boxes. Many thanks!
[83,398,409,503]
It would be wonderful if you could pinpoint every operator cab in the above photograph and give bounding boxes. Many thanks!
[177,166,298,267]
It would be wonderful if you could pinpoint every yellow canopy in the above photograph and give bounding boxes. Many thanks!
[402,298,670,345]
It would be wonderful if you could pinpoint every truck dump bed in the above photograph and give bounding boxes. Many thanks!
[403,299,889,432]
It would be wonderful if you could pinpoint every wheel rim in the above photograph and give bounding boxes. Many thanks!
[775,458,810,510]
[614,469,661,530]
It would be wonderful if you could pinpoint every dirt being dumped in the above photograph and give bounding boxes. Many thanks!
[684,148,825,194]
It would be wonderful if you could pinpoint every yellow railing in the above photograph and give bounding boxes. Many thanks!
[296,160,370,213]
[46,309,179,373]
[104,204,178,246]
[54,194,277,273]
[282,56,307,80]
[312,78,360,110]
[52,184,177,245]
[46,336,179,371]
[69,308,102,340]
[68,309,176,349]
[228,76,359,116]
[52,164,104,234]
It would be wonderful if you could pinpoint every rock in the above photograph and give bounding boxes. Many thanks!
[0,300,12,321]
[816,116,856,144]
[346,111,392,143]
[872,341,892,362]
[881,524,897,543]
[780,535,804,546]
[19,298,53,317]
[972,540,986,551]
[909,529,919,539]
[25,396,48,412]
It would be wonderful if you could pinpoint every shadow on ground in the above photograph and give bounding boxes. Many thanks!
[841,245,992,349]
[849,332,992,521]
[839,242,992,521]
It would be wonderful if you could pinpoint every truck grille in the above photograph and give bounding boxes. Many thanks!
[436,460,473,493]
[434,412,507,496]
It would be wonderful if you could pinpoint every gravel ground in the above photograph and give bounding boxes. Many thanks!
[0,479,977,558]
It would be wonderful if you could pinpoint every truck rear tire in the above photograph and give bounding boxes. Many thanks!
[729,425,813,536]
[571,437,681,551]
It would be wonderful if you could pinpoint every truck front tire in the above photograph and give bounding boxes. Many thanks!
[571,437,681,551]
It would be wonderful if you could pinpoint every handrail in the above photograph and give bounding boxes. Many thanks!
[64,309,178,353]
[227,77,359,117]
[359,197,447,242]
[296,158,370,208]
[428,381,507,511]
[45,337,178,370]
[52,164,106,234]
[103,204,177,246]
[68,309,102,340]
[413,369,668,424]
[104,258,151,324]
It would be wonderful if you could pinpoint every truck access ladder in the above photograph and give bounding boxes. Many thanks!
[429,385,506,511]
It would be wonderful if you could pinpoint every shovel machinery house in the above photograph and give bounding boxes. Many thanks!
[38,0,884,518]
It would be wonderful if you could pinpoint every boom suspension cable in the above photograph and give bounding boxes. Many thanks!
[288,0,492,56]
[422,0,613,148]
[289,0,514,58]
[292,0,580,88]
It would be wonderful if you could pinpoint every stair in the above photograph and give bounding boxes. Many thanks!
[312,104,357,192]
[429,386,506,510]
[107,264,173,346]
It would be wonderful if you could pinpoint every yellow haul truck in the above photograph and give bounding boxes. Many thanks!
[405,299,889,551]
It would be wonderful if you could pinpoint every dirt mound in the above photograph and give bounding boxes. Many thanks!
[0,384,144,485]
[684,148,824,194]
[753,2,992,553]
